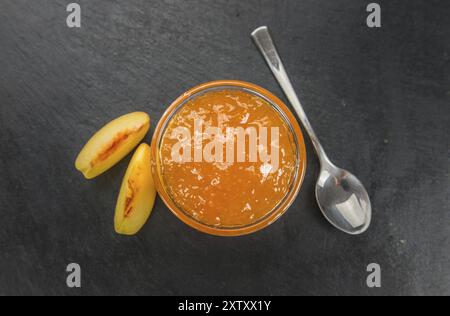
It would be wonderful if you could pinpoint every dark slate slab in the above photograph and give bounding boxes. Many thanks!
[0,0,448,295]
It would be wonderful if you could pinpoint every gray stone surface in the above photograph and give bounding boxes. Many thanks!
[0,0,448,295]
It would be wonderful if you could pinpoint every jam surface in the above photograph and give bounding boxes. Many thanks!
[159,89,298,227]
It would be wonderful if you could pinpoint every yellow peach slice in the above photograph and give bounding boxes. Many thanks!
[75,112,150,179]
[114,143,156,235]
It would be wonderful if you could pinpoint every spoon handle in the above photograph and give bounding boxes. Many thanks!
[251,26,329,164]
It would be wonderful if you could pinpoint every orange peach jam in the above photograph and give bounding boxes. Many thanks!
[159,89,297,227]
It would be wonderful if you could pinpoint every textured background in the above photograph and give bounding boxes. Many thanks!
[0,0,449,295]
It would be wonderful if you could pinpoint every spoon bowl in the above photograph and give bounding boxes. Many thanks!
[316,162,371,234]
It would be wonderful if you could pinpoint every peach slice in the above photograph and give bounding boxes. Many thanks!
[75,112,150,179]
[114,143,156,235]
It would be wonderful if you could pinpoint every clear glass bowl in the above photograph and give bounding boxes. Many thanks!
[151,80,307,236]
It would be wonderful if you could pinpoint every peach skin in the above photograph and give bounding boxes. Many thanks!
[75,112,150,179]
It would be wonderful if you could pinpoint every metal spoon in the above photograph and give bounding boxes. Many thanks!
[251,26,371,234]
